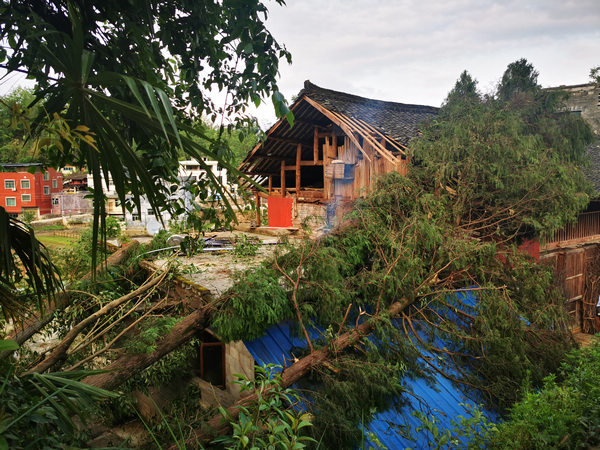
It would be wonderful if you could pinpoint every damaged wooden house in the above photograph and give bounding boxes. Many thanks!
[239,81,438,227]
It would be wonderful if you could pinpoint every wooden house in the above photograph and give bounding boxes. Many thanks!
[239,81,438,227]
[539,138,600,333]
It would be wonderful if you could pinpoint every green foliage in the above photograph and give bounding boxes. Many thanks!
[125,317,180,354]
[411,63,594,240]
[213,364,315,450]
[443,70,481,108]
[232,233,261,258]
[0,340,118,449]
[104,216,121,238]
[18,210,37,226]
[497,58,540,101]
[491,338,600,449]
[0,87,41,164]
[304,349,411,448]
[0,209,61,321]
[212,264,292,341]
[591,66,600,84]
[409,404,497,449]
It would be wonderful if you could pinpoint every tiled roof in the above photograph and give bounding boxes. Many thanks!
[299,81,439,147]
[584,138,600,195]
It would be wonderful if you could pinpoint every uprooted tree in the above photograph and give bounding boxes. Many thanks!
[1,55,595,448]
[196,63,595,447]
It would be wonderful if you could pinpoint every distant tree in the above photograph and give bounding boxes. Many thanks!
[442,70,481,110]
[0,87,46,164]
[590,66,600,84]
[497,58,540,101]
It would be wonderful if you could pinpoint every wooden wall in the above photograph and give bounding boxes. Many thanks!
[542,244,600,332]
[323,134,406,202]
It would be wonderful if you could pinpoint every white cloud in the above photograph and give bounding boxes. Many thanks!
[252,0,600,125]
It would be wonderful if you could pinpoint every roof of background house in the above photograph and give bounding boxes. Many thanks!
[584,138,600,194]
[0,162,43,169]
[300,81,439,147]
[243,289,495,448]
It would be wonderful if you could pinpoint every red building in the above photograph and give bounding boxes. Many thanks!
[0,163,63,217]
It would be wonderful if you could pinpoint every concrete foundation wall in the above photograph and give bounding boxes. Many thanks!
[292,200,326,228]
[224,341,255,397]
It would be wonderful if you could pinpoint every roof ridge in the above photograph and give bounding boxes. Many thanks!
[300,80,439,113]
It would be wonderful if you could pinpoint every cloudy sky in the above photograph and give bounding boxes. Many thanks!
[251,0,600,126]
[1,1,598,129]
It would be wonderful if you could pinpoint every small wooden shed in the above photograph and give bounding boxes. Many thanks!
[239,81,438,227]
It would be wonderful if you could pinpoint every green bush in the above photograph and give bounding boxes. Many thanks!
[491,338,600,449]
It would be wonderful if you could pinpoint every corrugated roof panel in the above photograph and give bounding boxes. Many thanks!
[243,289,496,448]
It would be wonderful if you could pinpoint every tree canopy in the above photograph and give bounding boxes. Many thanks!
[0,0,291,306]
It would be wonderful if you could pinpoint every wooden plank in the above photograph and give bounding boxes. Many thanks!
[296,143,301,192]
[314,127,319,162]
[280,160,286,197]
[565,273,583,281]
[255,192,261,227]
[303,96,371,163]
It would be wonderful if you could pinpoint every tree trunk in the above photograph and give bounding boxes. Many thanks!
[3,241,140,356]
[187,297,413,446]
[25,269,165,374]
[81,308,209,391]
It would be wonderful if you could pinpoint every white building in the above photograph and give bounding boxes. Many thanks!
[86,158,232,231]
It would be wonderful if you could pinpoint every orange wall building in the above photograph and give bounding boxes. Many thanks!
[0,163,63,217]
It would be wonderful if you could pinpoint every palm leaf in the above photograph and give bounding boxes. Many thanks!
[0,207,62,321]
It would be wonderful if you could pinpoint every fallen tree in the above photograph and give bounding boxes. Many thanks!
[2,241,140,359]
[190,297,414,445]
[188,62,592,448]
[25,267,167,374]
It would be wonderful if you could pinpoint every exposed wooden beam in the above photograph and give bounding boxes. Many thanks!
[303,96,371,163]
[296,143,301,193]
[313,127,318,162]
[255,192,261,227]
[267,136,312,146]
[283,161,323,170]
[280,160,286,197]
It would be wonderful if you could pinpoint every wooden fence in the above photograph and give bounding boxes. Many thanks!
[547,211,600,244]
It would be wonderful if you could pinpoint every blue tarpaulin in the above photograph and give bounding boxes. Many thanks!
[243,289,496,449]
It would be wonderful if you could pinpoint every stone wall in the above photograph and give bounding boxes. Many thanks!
[292,200,326,229]
[224,341,255,397]
[551,83,600,134]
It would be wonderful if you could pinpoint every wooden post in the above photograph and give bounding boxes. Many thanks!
[255,191,261,227]
[332,134,337,158]
[280,160,286,197]
[268,175,272,194]
[296,143,301,196]
[313,127,319,162]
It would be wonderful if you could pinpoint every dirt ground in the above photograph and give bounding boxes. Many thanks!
[152,231,287,297]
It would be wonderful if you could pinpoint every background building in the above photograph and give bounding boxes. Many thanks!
[0,163,62,217]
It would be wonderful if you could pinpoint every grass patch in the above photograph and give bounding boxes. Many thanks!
[38,235,79,249]
[35,224,67,231]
